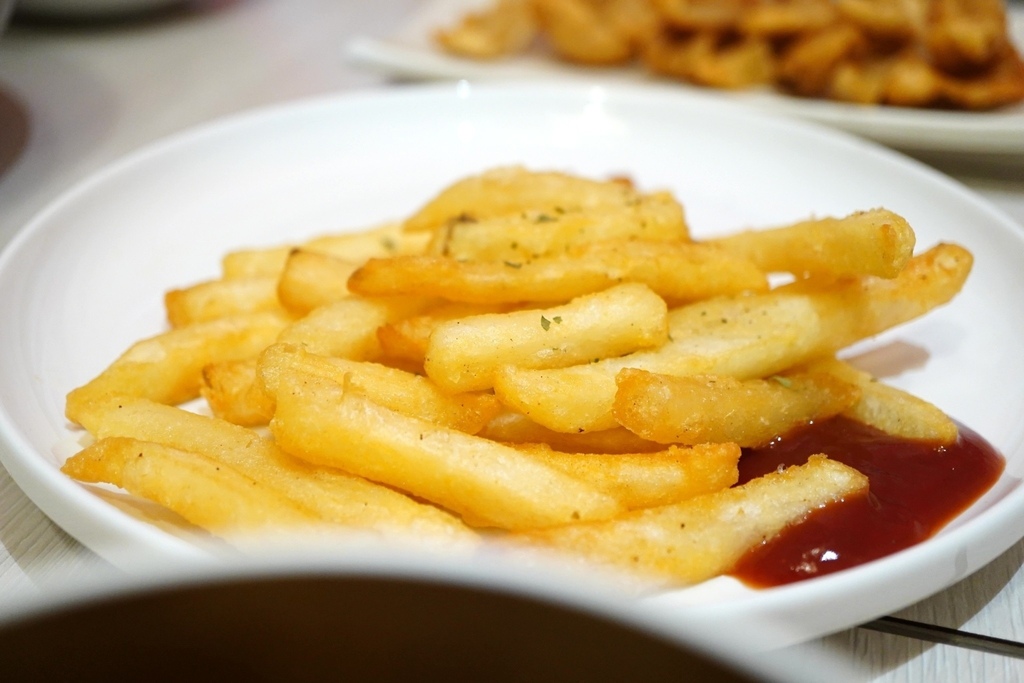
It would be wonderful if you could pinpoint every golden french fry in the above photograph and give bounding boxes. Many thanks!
[269,373,624,530]
[221,223,427,279]
[257,343,502,434]
[276,296,431,359]
[480,410,664,454]
[424,283,668,393]
[164,276,282,327]
[349,239,766,304]
[581,240,768,303]
[200,357,274,426]
[276,250,360,316]
[63,437,320,532]
[523,455,868,585]
[803,356,959,444]
[515,441,741,509]
[494,243,972,433]
[429,191,688,261]
[348,253,607,303]
[67,310,291,430]
[222,245,293,280]
[778,242,973,348]
[613,368,860,447]
[377,301,511,367]
[707,208,916,279]
[84,398,476,541]
[402,166,641,232]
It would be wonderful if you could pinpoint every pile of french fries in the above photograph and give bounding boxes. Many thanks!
[435,0,1024,110]
[62,166,973,586]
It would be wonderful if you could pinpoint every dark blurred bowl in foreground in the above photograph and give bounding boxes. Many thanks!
[0,549,857,683]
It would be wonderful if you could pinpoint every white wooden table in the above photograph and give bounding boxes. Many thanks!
[0,1,1022,679]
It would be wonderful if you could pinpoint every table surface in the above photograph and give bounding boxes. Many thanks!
[1,1,1023,680]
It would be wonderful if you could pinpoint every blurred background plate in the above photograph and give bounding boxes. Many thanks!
[346,0,1024,157]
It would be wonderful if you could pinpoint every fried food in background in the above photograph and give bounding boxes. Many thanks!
[434,0,1024,110]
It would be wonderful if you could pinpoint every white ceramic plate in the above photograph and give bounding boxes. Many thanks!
[346,1,1024,155]
[1,82,1023,648]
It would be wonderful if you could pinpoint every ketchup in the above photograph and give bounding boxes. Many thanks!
[730,416,1004,588]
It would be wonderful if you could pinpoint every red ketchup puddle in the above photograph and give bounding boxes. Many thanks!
[730,416,1005,588]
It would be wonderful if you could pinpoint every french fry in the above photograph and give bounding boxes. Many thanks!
[257,343,502,434]
[200,357,274,426]
[84,398,476,541]
[67,310,291,430]
[583,240,769,303]
[429,191,688,261]
[523,455,868,585]
[164,276,282,327]
[613,368,860,447]
[276,250,360,316]
[706,209,916,279]
[221,222,428,279]
[515,441,741,509]
[402,166,643,232]
[269,373,624,530]
[62,437,321,532]
[377,301,513,367]
[480,411,665,454]
[222,245,293,280]
[803,356,959,444]
[276,296,431,358]
[349,239,766,304]
[424,283,669,393]
[494,243,972,433]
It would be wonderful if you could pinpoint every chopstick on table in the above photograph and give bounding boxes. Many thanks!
[860,616,1024,659]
